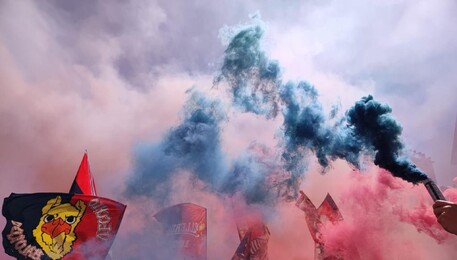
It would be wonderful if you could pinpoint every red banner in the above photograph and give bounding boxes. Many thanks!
[2,193,125,259]
[296,191,350,260]
[154,203,207,259]
[232,214,270,260]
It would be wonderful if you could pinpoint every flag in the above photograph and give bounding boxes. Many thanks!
[2,193,126,260]
[452,114,457,165]
[154,203,207,259]
[296,191,349,260]
[295,191,321,243]
[70,152,97,196]
[317,193,343,224]
[69,152,117,260]
[231,214,270,260]
[231,229,251,260]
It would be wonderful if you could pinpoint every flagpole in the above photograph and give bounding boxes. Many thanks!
[229,197,243,240]
[85,149,98,196]
[84,149,111,260]
[205,207,208,260]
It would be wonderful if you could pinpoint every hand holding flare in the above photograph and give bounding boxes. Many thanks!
[433,200,457,235]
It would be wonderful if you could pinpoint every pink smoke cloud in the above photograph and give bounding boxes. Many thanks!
[318,169,457,259]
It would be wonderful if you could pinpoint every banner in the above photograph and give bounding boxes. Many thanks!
[232,215,270,260]
[2,193,125,260]
[154,203,207,259]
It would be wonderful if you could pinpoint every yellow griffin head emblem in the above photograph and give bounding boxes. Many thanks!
[32,196,86,260]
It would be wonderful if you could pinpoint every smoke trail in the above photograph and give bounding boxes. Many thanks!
[221,143,295,204]
[280,81,363,176]
[215,25,363,174]
[216,24,429,186]
[127,21,429,208]
[125,90,228,202]
[124,17,294,214]
[346,95,428,183]
[125,89,295,204]
[214,25,281,119]
[215,25,359,177]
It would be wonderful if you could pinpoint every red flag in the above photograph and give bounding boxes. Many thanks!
[154,203,207,259]
[295,191,360,260]
[2,193,126,259]
[232,213,270,260]
[231,229,251,260]
[295,191,321,243]
[296,191,351,260]
[317,193,343,224]
[70,152,97,196]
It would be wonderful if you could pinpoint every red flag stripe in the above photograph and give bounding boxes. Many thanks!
[70,152,97,196]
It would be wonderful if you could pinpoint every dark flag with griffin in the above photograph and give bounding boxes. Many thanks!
[154,203,207,260]
[2,193,126,260]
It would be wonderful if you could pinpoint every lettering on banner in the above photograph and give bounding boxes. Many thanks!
[169,222,205,237]
[6,220,44,260]
[89,199,112,240]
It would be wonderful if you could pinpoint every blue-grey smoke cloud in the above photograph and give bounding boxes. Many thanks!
[214,25,281,119]
[125,90,293,204]
[221,143,295,204]
[125,91,228,202]
[280,81,362,177]
[346,95,428,183]
[214,25,364,173]
[216,24,430,185]
[126,20,430,210]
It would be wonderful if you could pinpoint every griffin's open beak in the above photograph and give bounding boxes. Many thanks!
[41,218,71,238]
